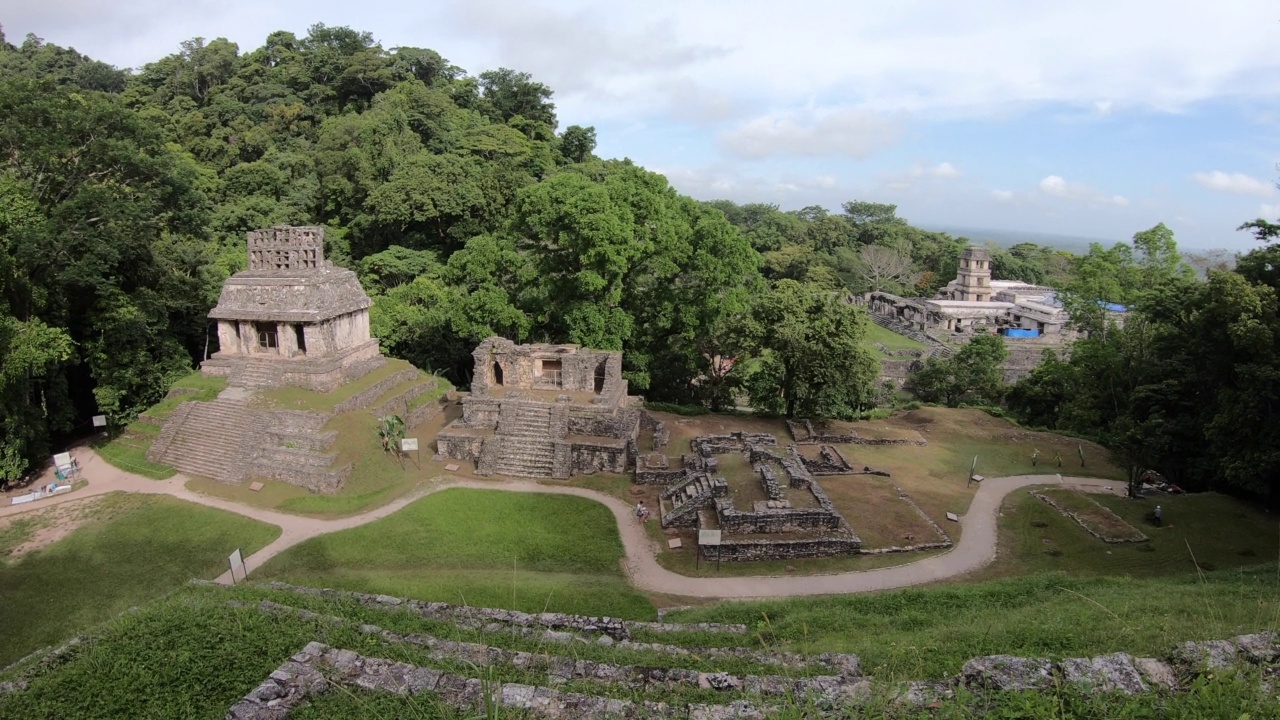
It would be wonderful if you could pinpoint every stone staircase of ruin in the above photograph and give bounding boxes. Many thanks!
[494,404,557,477]
[151,395,256,482]
[660,473,727,528]
[230,357,283,389]
[869,313,954,358]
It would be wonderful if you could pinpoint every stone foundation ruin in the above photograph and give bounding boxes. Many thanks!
[436,337,642,478]
[649,432,862,562]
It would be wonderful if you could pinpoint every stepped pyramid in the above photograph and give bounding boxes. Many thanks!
[148,225,389,490]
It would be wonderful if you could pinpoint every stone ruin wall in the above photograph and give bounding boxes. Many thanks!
[713,498,845,534]
[704,536,864,562]
[470,338,624,397]
[569,441,629,475]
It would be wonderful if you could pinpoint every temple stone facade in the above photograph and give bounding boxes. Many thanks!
[147,225,400,494]
[200,225,381,391]
[436,337,642,478]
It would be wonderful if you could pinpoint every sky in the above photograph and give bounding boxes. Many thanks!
[6,0,1280,251]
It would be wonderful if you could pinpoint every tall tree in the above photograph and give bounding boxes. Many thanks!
[745,280,878,418]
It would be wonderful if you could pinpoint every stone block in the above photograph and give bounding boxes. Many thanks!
[1059,653,1147,695]
[1173,639,1239,671]
[668,538,682,549]
[960,655,1054,691]
[1133,657,1177,690]
[249,481,264,492]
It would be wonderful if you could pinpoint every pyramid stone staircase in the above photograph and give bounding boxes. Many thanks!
[148,391,257,482]
[870,313,954,358]
[494,404,557,478]
[660,473,727,528]
[230,357,283,389]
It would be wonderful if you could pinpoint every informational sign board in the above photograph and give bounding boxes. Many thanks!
[400,438,418,452]
[92,415,107,428]
[228,548,246,584]
[697,530,724,571]
[53,452,73,469]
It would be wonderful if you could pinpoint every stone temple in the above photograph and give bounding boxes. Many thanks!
[200,225,382,391]
[436,337,642,478]
[147,225,396,490]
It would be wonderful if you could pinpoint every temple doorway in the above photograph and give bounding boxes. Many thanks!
[255,322,278,352]
[293,324,307,355]
[493,362,504,386]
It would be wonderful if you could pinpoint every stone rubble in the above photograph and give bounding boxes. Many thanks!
[264,581,747,639]
[247,599,856,696]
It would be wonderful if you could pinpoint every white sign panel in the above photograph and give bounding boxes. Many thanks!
[229,548,243,567]
[53,452,73,469]
[401,438,419,452]
[698,529,723,546]
[228,548,246,584]
[92,415,107,428]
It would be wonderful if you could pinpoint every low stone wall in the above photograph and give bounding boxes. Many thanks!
[405,395,447,429]
[801,445,854,474]
[334,368,420,415]
[436,433,484,461]
[373,379,439,419]
[459,397,501,429]
[703,535,863,561]
[652,422,669,450]
[692,432,776,456]
[636,453,684,485]
[1033,491,1149,543]
[260,428,337,452]
[570,439,628,474]
[714,498,843,534]
[567,406,640,441]
[787,419,927,447]
[258,409,332,434]
[252,459,350,493]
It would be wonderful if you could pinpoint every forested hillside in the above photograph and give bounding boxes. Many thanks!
[1,24,1278,504]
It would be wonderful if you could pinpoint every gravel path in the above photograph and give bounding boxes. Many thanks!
[2,449,1125,599]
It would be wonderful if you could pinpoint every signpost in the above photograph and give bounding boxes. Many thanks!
[698,529,723,572]
[401,438,420,470]
[228,548,246,584]
[91,415,107,428]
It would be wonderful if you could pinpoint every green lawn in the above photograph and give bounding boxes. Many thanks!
[255,488,654,619]
[987,488,1280,579]
[665,568,1280,679]
[865,322,928,354]
[92,421,177,479]
[138,371,228,422]
[0,493,279,667]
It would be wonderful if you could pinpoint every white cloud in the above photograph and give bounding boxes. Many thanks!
[1038,175,1128,206]
[910,162,961,179]
[992,190,1015,201]
[1093,100,1114,115]
[1192,171,1277,198]
[720,107,903,160]
[1261,203,1280,219]
[1039,175,1069,196]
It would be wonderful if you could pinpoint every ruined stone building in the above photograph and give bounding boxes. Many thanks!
[201,225,382,391]
[436,337,642,478]
[147,226,404,492]
[863,246,1070,337]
